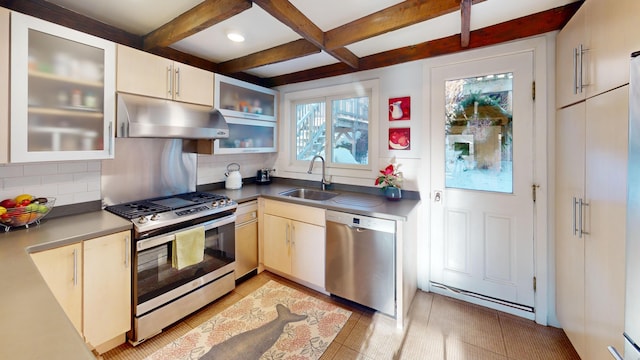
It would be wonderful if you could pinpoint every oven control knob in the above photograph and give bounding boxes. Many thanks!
[150,213,159,221]
[211,201,219,208]
[219,199,227,206]
[137,216,148,224]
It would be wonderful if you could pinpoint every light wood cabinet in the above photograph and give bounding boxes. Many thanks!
[117,45,213,106]
[555,85,628,360]
[235,200,258,279]
[30,230,131,353]
[30,242,83,335]
[83,230,131,350]
[556,0,635,109]
[10,12,116,162]
[262,199,325,290]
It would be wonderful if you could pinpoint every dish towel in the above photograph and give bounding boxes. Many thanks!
[172,226,205,270]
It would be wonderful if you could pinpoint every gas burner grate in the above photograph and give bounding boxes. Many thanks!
[176,191,226,204]
[105,192,229,220]
[105,201,170,219]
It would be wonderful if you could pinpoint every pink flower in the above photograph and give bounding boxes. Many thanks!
[375,163,402,189]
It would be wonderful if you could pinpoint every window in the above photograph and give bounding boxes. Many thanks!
[284,80,378,178]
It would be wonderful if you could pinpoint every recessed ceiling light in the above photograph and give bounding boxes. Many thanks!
[227,32,245,42]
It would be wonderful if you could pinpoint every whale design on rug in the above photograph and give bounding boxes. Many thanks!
[199,303,308,360]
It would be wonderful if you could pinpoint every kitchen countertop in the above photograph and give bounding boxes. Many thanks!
[0,211,132,360]
[0,183,419,359]
[213,182,420,221]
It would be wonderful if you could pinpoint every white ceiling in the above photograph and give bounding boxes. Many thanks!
[45,0,579,79]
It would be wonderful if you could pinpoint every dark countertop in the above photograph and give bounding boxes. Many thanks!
[205,181,421,221]
[0,211,132,360]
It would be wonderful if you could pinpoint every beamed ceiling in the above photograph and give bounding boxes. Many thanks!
[0,0,582,88]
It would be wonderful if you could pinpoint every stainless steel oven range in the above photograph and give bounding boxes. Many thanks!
[105,191,237,345]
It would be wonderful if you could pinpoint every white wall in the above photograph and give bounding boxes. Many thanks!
[197,152,277,186]
[274,61,425,191]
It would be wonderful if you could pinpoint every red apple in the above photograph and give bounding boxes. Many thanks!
[0,199,17,208]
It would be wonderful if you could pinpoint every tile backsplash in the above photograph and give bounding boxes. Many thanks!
[0,161,101,206]
[0,153,277,207]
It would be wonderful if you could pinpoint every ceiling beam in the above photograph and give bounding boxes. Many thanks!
[217,39,320,74]
[324,0,486,50]
[267,2,582,87]
[0,0,140,47]
[143,0,252,50]
[461,0,472,47]
[252,0,359,69]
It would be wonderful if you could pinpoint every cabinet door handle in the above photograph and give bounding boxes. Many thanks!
[607,346,623,360]
[291,223,295,246]
[579,198,590,237]
[284,223,289,246]
[108,121,113,156]
[578,44,584,93]
[572,197,578,236]
[175,67,180,97]
[72,248,78,287]
[167,65,173,96]
[124,235,130,268]
[573,47,579,95]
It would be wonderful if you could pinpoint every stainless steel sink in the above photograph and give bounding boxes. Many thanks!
[279,188,339,201]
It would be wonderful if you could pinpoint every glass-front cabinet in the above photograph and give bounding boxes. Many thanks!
[214,74,278,153]
[10,12,115,162]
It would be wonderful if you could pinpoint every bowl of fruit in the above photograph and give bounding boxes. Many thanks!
[0,194,55,231]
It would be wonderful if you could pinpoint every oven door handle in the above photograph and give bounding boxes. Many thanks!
[136,214,236,251]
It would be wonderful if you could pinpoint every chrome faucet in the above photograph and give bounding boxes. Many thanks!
[307,155,331,190]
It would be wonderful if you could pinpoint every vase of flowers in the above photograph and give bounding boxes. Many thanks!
[375,163,403,201]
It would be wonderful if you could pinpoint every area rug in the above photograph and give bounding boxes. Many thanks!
[145,280,352,360]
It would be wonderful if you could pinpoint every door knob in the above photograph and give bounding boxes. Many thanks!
[434,191,442,202]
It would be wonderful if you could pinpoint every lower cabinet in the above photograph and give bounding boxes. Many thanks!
[30,230,131,353]
[235,200,258,279]
[262,199,325,290]
[83,231,131,350]
[30,242,83,334]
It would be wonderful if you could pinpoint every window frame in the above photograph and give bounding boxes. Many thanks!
[281,79,379,180]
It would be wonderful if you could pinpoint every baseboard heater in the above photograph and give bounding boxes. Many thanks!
[430,282,534,313]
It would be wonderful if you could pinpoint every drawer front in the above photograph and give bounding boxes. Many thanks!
[263,199,325,226]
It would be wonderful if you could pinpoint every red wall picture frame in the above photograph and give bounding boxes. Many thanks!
[389,96,410,121]
[389,127,410,150]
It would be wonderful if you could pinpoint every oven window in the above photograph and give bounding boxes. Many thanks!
[136,222,235,306]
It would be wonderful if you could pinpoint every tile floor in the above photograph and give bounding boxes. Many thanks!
[102,271,580,360]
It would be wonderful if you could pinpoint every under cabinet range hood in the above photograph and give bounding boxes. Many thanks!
[116,93,229,139]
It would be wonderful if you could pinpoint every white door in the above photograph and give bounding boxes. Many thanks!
[430,51,535,310]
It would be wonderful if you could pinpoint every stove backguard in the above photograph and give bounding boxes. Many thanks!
[101,138,196,207]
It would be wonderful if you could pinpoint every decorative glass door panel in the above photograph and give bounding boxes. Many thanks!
[445,73,513,193]
[11,12,115,162]
[27,30,105,152]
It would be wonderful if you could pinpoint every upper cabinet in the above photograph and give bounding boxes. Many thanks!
[10,12,116,162]
[556,0,636,108]
[214,74,278,154]
[116,45,213,107]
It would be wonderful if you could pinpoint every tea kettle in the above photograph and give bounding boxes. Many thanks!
[225,163,242,189]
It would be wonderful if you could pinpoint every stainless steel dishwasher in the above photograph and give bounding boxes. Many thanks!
[325,210,396,316]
